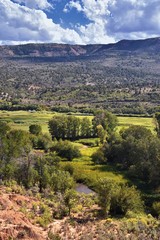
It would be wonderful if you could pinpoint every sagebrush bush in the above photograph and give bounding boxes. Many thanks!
[152,202,160,217]
[96,178,144,217]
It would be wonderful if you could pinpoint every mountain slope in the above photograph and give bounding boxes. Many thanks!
[0,37,159,114]
[0,37,160,59]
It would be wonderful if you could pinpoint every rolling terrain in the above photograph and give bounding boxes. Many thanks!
[0,37,160,114]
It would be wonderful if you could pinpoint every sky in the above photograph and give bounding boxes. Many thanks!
[0,0,160,45]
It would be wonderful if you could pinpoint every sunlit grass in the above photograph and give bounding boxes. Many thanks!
[61,141,127,187]
[80,146,99,157]
[61,160,127,187]
[0,110,55,133]
[117,116,155,133]
[0,110,156,134]
[1,110,154,188]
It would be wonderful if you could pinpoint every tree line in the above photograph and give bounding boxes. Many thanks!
[48,110,118,141]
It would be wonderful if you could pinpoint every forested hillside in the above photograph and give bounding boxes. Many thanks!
[0,37,160,114]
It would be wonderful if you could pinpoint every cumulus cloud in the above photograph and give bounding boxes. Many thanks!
[107,0,160,39]
[64,1,82,12]
[12,0,52,10]
[65,0,160,42]
[0,0,160,45]
[64,0,115,44]
[0,0,83,45]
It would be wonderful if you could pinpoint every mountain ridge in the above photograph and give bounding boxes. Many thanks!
[0,37,160,58]
[0,37,159,114]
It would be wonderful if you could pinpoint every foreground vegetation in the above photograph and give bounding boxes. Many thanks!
[0,109,160,239]
[1,183,160,240]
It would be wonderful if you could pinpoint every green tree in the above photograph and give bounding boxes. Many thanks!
[0,129,32,182]
[29,124,42,136]
[51,170,75,194]
[105,126,160,187]
[121,125,152,140]
[36,133,53,151]
[34,156,50,192]
[110,184,143,215]
[96,124,107,144]
[96,178,143,217]
[92,110,118,136]
[16,155,38,188]
[66,116,80,140]
[49,115,67,140]
[7,130,32,159]
[81,117,92,138]
[64,189,77,216]
[34,153,61,192]
[155,112,160,136]
[51,140,81,161]
[96,178,117,217]
[91,149,106,164]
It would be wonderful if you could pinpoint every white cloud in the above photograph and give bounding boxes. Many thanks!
[12,0,52,10]
[0,0,83,45]
[65,0,160,42]
[64,0,115,44]
[107,0,160,37]
[0,0,160,45]
[64,1,82,12]
[78,20,115,44]
[65,0,111,21]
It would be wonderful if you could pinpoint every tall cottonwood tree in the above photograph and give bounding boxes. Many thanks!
[49,115,92,140]
[81,117,92,138]
[92,110,118,136]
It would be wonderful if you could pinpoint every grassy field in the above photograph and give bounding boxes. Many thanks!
[61,142,127,187]
[0,110,155,134]
[0,110,155,188]
[117,116,155,133]
[0,110,56,133]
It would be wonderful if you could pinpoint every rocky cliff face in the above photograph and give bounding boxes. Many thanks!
[0,37,160,59]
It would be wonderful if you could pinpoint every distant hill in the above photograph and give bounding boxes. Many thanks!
[0,37,160,59]
[0,37,159,115]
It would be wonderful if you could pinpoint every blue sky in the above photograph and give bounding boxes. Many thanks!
[0,0,160,45]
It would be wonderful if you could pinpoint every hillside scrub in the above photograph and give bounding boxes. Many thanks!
[96,178,144,217]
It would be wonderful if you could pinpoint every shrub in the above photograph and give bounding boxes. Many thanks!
[48,231,61,240]
[36,203,52,227]
[110,184,144,215]
[96,178,143,217]
[29,124,42,135]
[51,140,81,161]
[62,163,74,175]
[96,178,117,217]
[51,170,75,194]
[152,202,160,217]
[91,149,106,164]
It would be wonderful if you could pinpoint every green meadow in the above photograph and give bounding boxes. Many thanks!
[0,110,55,133]
[117,116,155,133]
[61,142,127,186]
[0,110,155,134]
[0,110,156,186]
